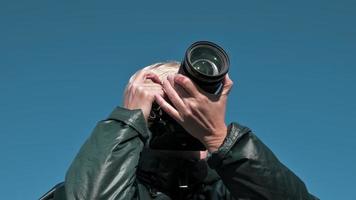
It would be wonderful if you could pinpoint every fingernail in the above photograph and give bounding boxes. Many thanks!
[174,75,183,82]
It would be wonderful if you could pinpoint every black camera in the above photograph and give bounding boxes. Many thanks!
[148,41,230,151]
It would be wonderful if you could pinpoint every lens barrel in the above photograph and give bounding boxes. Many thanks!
[179,41,229,94]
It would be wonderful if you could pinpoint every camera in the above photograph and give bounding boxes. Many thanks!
[148,41,230,151]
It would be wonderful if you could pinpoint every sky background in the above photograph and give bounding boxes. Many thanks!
[0,0,355,199]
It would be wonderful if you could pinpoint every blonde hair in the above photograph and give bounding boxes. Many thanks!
[129,61,180,83]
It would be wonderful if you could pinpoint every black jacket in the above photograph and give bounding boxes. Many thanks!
[41,107,318,200]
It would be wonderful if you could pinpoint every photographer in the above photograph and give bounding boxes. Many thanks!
[41,60,318,200]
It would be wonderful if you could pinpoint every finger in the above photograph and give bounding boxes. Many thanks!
[136,85,164,99]
[145,87,165,97]
[154,94,182,122]
[145,73,162,84]
[221,74,234,96]
[162,77,186,111]
[132,69,159,83]
[142,82,162,89]
[130,82,162,95]
[167,74,189,98]
[173,74,200,97]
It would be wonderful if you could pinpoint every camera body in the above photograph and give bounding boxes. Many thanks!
[148,41,230,151]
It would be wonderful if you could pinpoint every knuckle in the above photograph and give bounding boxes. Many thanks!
[181,77,189,85]
[142,90,150,97]
[199,95,208,103]
[176,75,187,84]
[189,101,198,110]
[182,109,192,117]
[225,81,233,88]
[128,86,133,92]
[158,90,164,96]
[131,83,138,89]
[136,85,144,92]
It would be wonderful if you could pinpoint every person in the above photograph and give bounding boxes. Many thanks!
[40,62,319,200]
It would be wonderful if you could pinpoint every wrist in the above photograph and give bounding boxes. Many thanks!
[203,125,228,153]
[123,104,150,122]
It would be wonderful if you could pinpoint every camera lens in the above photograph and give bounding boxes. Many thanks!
[180,41,229,94]
[192,59,219,76]
[189,45,224,76]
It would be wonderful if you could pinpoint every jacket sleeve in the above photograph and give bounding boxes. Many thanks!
[207,123,319,200]
[63,107,150,200]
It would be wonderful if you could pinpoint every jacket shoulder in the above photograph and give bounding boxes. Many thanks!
[39,182,66,200]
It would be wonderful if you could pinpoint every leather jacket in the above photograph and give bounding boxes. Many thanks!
[40,107,318,200]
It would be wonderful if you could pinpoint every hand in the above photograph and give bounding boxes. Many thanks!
[155,74,233,152]
[123,70,164,121]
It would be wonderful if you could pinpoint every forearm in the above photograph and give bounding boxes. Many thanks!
[64,107,149,200]
[208,123,318,200]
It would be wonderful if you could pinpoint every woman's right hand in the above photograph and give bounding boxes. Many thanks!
[123,70,163,121]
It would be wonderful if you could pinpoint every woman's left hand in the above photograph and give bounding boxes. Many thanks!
[155,74,233,152]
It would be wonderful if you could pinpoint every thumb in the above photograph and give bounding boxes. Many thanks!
[221,74,233,96]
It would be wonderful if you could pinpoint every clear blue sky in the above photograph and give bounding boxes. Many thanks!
[0,0,355,199]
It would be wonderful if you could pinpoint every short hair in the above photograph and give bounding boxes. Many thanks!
[128,61,180,84]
